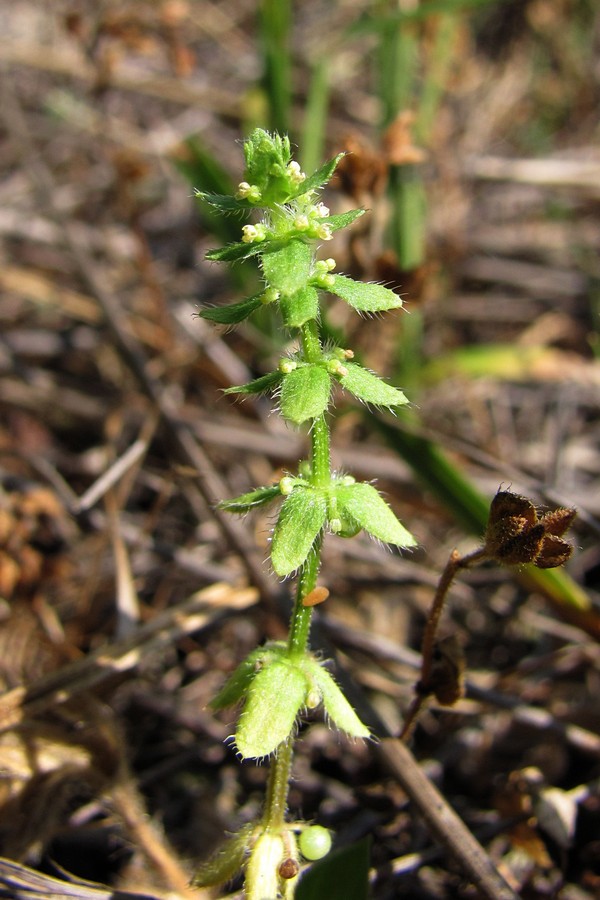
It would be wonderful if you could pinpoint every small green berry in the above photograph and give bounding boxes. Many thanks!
[299,826,332,861]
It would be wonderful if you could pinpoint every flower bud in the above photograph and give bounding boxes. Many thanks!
[279,476,295,496]
[278,358,297,374]
[261,287,280,305]
[293,215,310,231]
[236,181,261,202]
[286,160,306,184]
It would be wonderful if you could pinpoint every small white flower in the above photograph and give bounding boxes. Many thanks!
[293,215,310,231]
[316,223,333,241]
[286,160,306,184]
[241,224,258,243]
[315,202,330,217]
[241,223,267,243]
[236,182,261,202]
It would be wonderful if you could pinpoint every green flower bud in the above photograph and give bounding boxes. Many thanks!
[279,476,295,495]
[278,358,298,374]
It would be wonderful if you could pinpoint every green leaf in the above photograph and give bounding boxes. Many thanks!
[198,293,263,325]
[280,286,319,327]
[261,240,313,294]
[206,240,269,263]
[271,487,327,576]
[339,362,409,408]
[223,371,282,396]
[210,646,278,710]
[292,153,345,198]
[194,190,254,212]
[320,209,364,233]
[334,481,416,548]
[296,838,371,900]
[301,659,370,739]
[280,366,331,424]
[193,824,254,888]
[236,656,308,758]
[328,275,404,313]
[243,129,294,205]
[218,485,281,514]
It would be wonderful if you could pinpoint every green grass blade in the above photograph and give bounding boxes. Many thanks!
[259,0,292,134]
[348,0,502,34]
[415,12,460,143]
[301,58,331,175]
[174,136,238,245]
[374,414,590,612]
[389,165,427,270]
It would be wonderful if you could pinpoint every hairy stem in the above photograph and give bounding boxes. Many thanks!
[300,319,323,363]
[310,416,331,487]
[261,319,330,833]
[287,536,322,657]
[261,738,294,831]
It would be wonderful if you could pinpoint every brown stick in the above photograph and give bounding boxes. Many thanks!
[400,547,487,740]
[378,738,520,900]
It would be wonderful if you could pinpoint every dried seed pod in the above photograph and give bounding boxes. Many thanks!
[428,635,466,707]
[485,491,575,569]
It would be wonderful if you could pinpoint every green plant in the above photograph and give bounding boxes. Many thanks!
[191,129,581,899]
[193,129,416,898]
